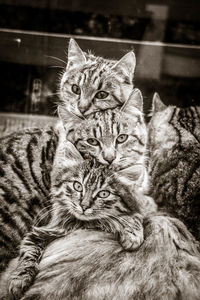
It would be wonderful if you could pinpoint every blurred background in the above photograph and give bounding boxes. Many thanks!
[0,0,199,135]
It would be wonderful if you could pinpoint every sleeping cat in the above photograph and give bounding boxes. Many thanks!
[0,89,148,273]
[60,38,136,116]
[8,141,157,299]
[148,93,200,239]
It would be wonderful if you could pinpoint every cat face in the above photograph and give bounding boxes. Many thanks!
[148,93,200,156]
[60,39,136,116]
[51,158,132,222]
[51,140,146,222]
[59,89,147,171]
[148,93,177,155]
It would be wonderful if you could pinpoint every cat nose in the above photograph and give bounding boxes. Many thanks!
[81,200,91,211]
[79,106,87,114]
[102,149,116,165]
[82,204,89,211]
[104,155,115,164]
[78,101,90,115]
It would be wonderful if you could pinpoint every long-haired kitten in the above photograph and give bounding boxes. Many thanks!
[8,140,156,299]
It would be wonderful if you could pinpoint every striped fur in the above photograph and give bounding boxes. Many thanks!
[0,127,59,273]
[59,89,149,193]
[148,93,200,239]
[60,39,136,116]
[0,91,148,275]
[1,214,200,300]
[8,140,156,299]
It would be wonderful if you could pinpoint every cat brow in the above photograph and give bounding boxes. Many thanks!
[98,82,103,90]
[92,127,97,138]
[132,135,145,146]
[92,76,98,84]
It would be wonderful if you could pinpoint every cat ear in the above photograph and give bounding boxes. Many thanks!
[121,88,143,113]
[64,141,83,163]
[57,105,84,131]
[152,93,167,113]
[111,51,136,81]
[115,165,144,185]
[67,38,86,69]
[55,140,84,169]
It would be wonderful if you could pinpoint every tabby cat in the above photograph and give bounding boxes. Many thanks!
[0,127,58,273]
[148,93,200,239]
[2,215,200,300]
[58,88,147,176]
[60,38,136,116]
[8,140,156,299]
[0,89,148,273]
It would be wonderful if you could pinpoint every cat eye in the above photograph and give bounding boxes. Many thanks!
[97,190,110,198]
[116,134,128,144]
[71,84,81,95]
[87,138,99,146]
[95,91,109,99]
[73,181,83,192]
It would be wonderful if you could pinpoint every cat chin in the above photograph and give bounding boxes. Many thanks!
[71,208,97,221]
[67,106,84,118]
[82,107,100,116]
[111,159,132,170]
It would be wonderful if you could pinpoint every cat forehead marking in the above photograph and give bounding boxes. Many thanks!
[82,165,108,188]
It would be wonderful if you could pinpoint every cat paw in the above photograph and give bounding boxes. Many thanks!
[8,267,38,300]
[9,275,32,300]
[119,230,144,251]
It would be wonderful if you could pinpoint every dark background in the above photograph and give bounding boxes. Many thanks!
[0,0,199,121]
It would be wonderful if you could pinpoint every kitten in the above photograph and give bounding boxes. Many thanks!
[60,38,136,116]
[148,93,200,239]
[59,88,148,187]
[8,140,156,299]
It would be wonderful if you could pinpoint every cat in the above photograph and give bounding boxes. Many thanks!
[1,215,200,300]
[148,93,200,239]
[8,140,157,299]
[59,38,136,116]
[58,88,148,177]
[0,127,59,273]
[0,89,148,274]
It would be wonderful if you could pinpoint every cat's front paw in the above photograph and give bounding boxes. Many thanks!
[119,229,144,251]
[8,266,38,300]
[9,276,31,300]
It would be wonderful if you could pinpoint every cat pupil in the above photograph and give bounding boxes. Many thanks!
[117,134,128,144]
[95,91,109,99]
[72,84,81,95]
[97,190,110,198]
[87,138,99,146]
[73,181,83,192]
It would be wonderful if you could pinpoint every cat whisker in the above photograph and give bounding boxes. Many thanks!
[48,66,65,69]
[61,214,74,231]
[45,55,67,66]
[103,212,133,227]
[47,92,61,96]
[35,204,52,220]
[63,49,68,57]
[35,206,57,226]
[116,162,144,171]
[59,103,86,120]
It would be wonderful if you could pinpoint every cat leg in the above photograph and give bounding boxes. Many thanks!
[118,213,144,251]
[8,227,65,300]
